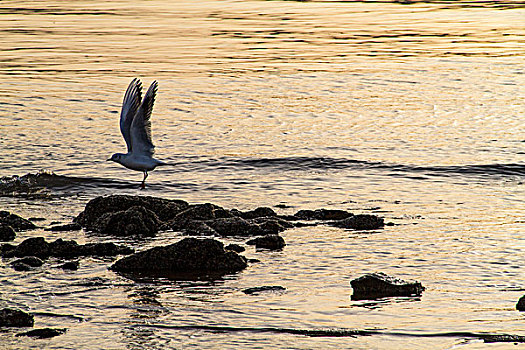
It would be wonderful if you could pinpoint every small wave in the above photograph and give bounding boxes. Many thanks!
[0,171,134,198]
[135,323,525,343]
[204,157,525,179]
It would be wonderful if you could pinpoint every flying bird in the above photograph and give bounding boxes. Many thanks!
[107,78,166,188]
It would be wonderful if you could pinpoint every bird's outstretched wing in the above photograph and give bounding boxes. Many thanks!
[130,80,158,156]
[120,78,143,153]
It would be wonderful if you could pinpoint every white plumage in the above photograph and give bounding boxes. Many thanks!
[108,78,166,188]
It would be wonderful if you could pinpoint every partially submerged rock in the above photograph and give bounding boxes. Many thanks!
[2,237,133,259]
[0,224,16,241]
[0,211,36,231]
[0,308,34,327]
[45,223,82,232]
[59,261,80,270]
[75,195,384,237]
[246,235,286,250]
[242,286,286,294]
[350,272,424,300]
[75,195,188,234]
[11,256,44,271]
[482,334,525,343]
[331,214,384,230]
[294,209,353,221]
[110,238,247,277]
[16,328,66,338]
[97,206,159,236]
[225,243,245,253]
[516,295,525,311]
[204,217,291,237]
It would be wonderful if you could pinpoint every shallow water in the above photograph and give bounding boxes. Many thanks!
[0,0,524,348]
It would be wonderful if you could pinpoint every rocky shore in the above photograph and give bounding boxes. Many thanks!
[2,194,524,343]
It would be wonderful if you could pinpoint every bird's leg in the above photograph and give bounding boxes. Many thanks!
[140,171,148,189]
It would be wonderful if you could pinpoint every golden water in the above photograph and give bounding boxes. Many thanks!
[0,1,524,348]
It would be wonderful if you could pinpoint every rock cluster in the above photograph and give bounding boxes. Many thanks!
[74,195,384,238]
[350,272,425,300]
[0,211,37,241]
[1,237,133,260]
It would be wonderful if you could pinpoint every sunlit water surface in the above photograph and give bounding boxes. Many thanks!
[0,0,524,349]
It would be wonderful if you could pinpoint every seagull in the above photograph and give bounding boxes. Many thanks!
[107,78,166,189]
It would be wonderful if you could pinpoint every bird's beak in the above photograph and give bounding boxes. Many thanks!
[106,158,112,161]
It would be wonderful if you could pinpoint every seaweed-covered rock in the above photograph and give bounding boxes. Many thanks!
[16,328,66,338]
[0,224,16,241]
[1,237,133,259]
[110,238,247,277]
[168,203,233,230]
[517,295,525,311]
[178,216,291,237]
[45,223,82,232]
[350,272,424,300]
[331,214,384,230]
[242,286,286,294]
[233,207,277,219]
[98,206,159,236]
[0,211,36,231]
[246,235,286,250]
[75,195,188,231]
[0,308,34,327]
[294,209,353,221]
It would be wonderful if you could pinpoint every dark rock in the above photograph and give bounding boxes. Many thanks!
[234,207,277,219]
[482,334,525,343]
[205,217,255,236]
[45,223,82,232]
[1,243,16,254]
[11,256,44,271]
[16,328,67,339]
[516,295,525,311]
[331,214,384,230]
[110,238,247,277]
[225,244,245,253]
[246,235,286,250]
[253,217,294,233]
[11,262,32,271]
[98,206,159,236]
[294,209,353,221]
[0,308,34,327]
[28,217,46,222]
[4,237,50,258]
[60,261,79,270]
[350,272,425,300]
[2,237,133,259]
[0,224,16,241]
[178,215,291,237]
[242,286,286,294]
[168,203,233,230]
[75,195,188,231]
[182,221,217,236]
[0,211,36,231]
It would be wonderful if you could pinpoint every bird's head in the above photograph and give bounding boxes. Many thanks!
[107,153,125,164]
